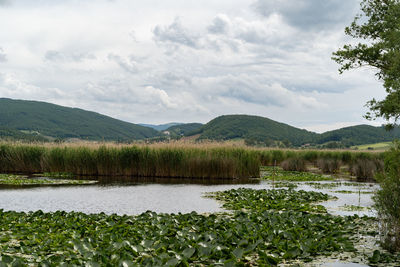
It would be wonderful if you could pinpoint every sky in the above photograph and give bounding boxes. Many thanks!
[0,0,388,133]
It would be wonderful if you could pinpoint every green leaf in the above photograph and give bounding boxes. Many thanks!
[182,247,195,259]
[369,250,381,264]
[232,248,244,259]
[165,257,179,266]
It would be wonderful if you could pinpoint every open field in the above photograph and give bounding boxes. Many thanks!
[352,142,392,151]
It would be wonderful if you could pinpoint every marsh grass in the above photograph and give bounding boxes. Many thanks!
[280,157,307,172]
[0,144,260,179]
[350,158,384,181]
[0,142,386,179]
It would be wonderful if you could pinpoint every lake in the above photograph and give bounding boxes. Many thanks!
[0,177,378,216]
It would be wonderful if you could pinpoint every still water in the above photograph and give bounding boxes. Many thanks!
[0,177,378,216]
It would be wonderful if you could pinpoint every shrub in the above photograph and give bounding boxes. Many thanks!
[280,157,307,172]
[317,158,341,174]
[374,141,400,252]
[349,158,383,181]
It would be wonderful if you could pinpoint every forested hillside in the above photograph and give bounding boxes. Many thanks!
[0,98,159,141]
[191,115,317,146]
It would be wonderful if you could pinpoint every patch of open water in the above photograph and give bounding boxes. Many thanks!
[0,177,378,216]
[0,177,383,266]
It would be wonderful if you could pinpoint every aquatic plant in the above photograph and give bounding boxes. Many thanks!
[0,144,260,179]
[306,182,342,190]
[0,174,96,185]
[262,167,333,181]
[209,188,329,213]
[0,188,374,266]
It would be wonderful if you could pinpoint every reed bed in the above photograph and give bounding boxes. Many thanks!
[0,144,260,179]
[0,141,386,180]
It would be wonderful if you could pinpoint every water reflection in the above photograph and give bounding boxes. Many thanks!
[0,177,377,217]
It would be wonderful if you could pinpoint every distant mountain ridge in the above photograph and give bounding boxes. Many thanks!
[0,98,159,141]
[139,123,183,131]
[0,98,398,146]
[186,114,400,147]
[165,123,203,137]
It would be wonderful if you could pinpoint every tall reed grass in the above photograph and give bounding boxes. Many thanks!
[257,149,384,180]
[0,144,260,179]
[0,142,385,180]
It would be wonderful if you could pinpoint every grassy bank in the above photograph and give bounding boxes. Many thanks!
[0,144,260,179]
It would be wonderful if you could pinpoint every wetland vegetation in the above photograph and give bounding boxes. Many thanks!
[0,174,96,186]
[0,142,387,181]
[0,142,399,265]
[2,188,398,266]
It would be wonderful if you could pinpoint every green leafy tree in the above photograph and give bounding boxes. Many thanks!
[334,0,400,252]
[332,0,400,128]
[374,141,400,251]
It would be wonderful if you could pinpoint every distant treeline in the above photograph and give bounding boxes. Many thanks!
[186,115,400,148]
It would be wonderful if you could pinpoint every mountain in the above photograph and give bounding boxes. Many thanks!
[165,123,203,137]
[0,127,48,142]
[190,115,317,146]
[317,124,400,146]
[0,98,159,141]
[139,123,183,131]
[1,98,398,146]
[186,114,400,147]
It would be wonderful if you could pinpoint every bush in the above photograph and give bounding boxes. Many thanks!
[317,158,341,174]
[349,158,383,181]
[280,157,307,172]
[374,141,400,252]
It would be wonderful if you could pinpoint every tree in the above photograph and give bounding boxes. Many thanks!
[334,0,400,252]
[332,0,400,128]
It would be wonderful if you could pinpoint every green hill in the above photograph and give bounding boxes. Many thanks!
[191,115,317,146]
[0,98,159,141]
[317,124,400,146]
[188,114,400,147]
[0,127,48,142]
[1,98,398,146]
[165,123,203,137]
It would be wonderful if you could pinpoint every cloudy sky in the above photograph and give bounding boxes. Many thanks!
[0,0,387,132]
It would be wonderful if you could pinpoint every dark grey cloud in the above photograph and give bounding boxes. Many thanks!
[208,15,229,34]
[253,0,358,31]
[44,50,96,62]
[153,18,200,49]
[0,0,10,6]
[0,47,6,62]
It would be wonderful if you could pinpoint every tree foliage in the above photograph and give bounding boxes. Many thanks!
[332,0,400,128]
[0,98,159,141]
[374,141,400,251]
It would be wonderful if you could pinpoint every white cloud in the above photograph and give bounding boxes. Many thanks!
[252,0,359,31]
[0,47,6,62]
[0,0,385,131]
[107,53,139,74]
[153,17,200,49]
[44,50,96,62]
[0,73,65,101]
